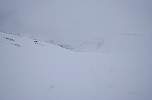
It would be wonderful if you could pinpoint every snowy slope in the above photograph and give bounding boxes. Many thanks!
[0,32,152,100]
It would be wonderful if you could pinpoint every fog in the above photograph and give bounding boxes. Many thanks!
[0,0,152,43]
[0,1,152,99]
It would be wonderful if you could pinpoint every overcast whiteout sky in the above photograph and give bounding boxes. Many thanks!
[0,1,152,99]
[0,0,152,42]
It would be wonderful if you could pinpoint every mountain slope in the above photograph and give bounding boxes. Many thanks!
[0,32,152,100]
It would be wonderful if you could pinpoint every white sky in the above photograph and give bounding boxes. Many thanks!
[0,0,152,42]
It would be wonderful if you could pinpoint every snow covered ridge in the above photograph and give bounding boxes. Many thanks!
[0,32,105,52]
[0,31,151,53]
[0,32,23,47]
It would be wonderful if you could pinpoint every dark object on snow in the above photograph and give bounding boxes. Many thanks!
[57,44,74,50]
[34,40,39,44]
[4,37,15,42]
[34,40,38,43]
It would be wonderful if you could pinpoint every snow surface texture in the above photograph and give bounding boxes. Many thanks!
[0,32,152,100]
